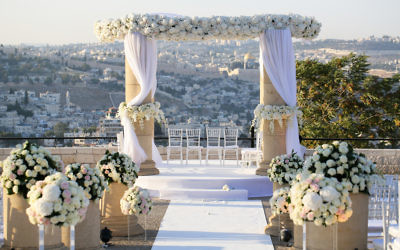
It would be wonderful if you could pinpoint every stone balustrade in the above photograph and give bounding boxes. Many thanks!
[0,146,398,174]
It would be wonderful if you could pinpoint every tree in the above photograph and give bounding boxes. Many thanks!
[297,53,400,148]
[52,122,70,137]
[24,90,29,105]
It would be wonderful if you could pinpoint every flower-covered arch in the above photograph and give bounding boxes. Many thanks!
[94,13,321,176]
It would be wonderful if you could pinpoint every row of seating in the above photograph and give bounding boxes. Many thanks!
[167,128,240,166]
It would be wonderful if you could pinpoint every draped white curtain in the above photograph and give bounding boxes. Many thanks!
[259,28,305,157]
[122,31,162,166]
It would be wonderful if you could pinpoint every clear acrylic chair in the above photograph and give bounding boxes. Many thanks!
[186,128,202,165]
[167,128,183,164]
[240,132,263,168]
[206,127,222,165]
[223,128,239,166]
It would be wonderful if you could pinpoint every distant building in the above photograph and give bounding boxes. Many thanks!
[40,91,60,104]
[98,107,122,137]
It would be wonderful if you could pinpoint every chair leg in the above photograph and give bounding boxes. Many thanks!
[199,149,201,165]
[167,148,169,165]
[186,149,188,165]
[180,149,183,165]
[223,149,225,166]
[236,148,239,167]
[206,149,208,165]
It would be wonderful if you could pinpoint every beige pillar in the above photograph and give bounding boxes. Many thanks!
[3,192,63,249]
[256,67,286,176]
[125,58,159,176]
[100,183,144,236]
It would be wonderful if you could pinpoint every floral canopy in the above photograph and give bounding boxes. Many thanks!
[95,13,321,42]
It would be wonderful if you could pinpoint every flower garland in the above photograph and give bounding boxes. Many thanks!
[267,151,303,185]
[96,150,139,187]
[270,187,291,215]
[252,104,302,133]
[64,163,108,202]
[289,173,353,226]
[1,141,62,198]
[303,141,382,194]
[117,102,166,130]
[26,172,89,226]
[94,14,321,42]
[120,186,152,215]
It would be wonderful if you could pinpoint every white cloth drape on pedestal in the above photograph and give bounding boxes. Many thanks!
[259,28,305,157]
[122,31,162,166]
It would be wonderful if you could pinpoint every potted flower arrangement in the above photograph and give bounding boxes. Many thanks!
[0,141,63,248]
[269,187,291,216]
[120,186,152,216]
[267,151,303,188]
[96,150,143,236]
[297,141,382,249]
[62,163,108,248]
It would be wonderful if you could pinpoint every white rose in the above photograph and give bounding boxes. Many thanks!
[337,166,345,175]
[302,192,322,211]
[12,185,18,193]
[312,154,320,161]
[326,159,336,167]
[351,175,360,184]
[352,185,359,194]
[339,155,348,163]
[322,149,331,157]
[327,168,336,176]
[320,186,340,202]
[42,184,61,201]
[35,199,54,216]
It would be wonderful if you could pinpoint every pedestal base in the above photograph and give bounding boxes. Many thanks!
[139,160,159,176]
[256,161,269,176]
[62,201,101,249]
[100,183,144,237]
[3,192,62,249]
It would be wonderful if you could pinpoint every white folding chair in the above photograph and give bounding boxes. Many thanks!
[223,128,239,166]
[186,128,202,165]
[167,128,183,164]
[240,132,262,168]
[206,127,222,165]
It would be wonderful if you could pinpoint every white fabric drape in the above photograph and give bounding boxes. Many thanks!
[122,31,162,165]
[259,28,305,157]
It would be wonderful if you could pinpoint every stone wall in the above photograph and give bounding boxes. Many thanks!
[0,147,399,174]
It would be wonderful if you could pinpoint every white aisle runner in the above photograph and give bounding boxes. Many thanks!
[152,200,274,250]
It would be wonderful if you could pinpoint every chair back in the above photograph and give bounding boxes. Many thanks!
[186,128,201,147]
[207,128,221,147]
[256,132,262,151]
[224,128,238,148]
[168,128,183,147]
[369,175,397,221]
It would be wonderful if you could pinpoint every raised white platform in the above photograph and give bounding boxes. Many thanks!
[136,160,273,200]
[152,200,274,250]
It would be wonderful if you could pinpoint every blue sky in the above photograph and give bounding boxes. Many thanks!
[1,0,399,44]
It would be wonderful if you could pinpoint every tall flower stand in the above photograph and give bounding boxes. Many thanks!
[265,183,293,237]
[62,201,101,249]
[100,183,144,236]
[293,194,369,249]
[3,192,62,249]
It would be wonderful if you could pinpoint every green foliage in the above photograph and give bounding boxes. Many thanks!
[6,101,33,117]
[297,53,400,148]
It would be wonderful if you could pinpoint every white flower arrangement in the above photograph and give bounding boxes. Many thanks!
[26,172,89,227]
[120,186,152,215]
[267,151,303,185]
[94,13,321,43]
[252,104,302,133]
[289,173,353,226]
[117,101,166,130]
[270,187,291,215]
[96,150,139,187]
[303,141,382,194]
[1,141,62,198]
[64,163,108,202]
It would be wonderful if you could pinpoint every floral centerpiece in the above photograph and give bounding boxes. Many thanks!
[64,163,108,202]
[289,173,353,226]
[267,151,303,185]
[1,141,62,198]
[303,141,382,194]
[26,172,89,226]
[270,187,291,215]
[120,186,152,215]
[117,101,166,129]
[94,14,321,42]
[96,150,139,187]
[252,104,302,133]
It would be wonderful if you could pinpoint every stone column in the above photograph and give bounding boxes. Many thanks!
[256,67,287,176]
[125,58,159,176]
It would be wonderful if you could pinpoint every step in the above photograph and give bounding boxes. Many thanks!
[159,188,248,201]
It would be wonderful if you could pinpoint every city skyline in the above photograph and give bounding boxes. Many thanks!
[1,0,400,45]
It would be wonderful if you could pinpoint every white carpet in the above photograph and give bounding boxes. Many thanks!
[152,200,274,250]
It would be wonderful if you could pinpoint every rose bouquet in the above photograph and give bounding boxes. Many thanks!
[26,172,89,226]
[1,141,62,198]
[120,186,152,215]
[289,173,353,226]
[303,141,382,194]
[96,150,139,187]
[117,101,166,129]
[270,187,291,215]
[64,163,108,202]
[267,151,303,185]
